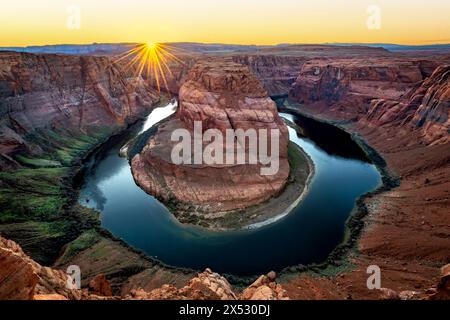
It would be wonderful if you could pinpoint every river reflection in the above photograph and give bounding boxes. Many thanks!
[79,102,381,276]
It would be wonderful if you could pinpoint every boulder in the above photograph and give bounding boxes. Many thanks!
[89,274,113,297]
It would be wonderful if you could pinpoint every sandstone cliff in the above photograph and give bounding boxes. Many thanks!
[365,65,449,144]
[0,235,82,300]
[0,235,289,300]
[283,56,449,300]
[2,234,448,300]
[0,52,160,266]
[231,55,306,96]
[0,51,159,169]
[1,48,449,301]
[288,58,443,120]
[149,45,397,99]
[131,58,290,216]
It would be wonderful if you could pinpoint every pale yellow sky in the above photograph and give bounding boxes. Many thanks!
[1,0,449,46]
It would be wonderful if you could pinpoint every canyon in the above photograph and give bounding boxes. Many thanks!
[0,52,160,169]
[130,58,296,227]
[0,235,289,300]
[0,51,161,265]
[0,45,449,300]
[283,51,450,299]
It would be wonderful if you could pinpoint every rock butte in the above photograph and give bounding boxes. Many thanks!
[131,58,290,213]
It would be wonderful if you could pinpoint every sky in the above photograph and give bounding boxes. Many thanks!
[1,0,449,46]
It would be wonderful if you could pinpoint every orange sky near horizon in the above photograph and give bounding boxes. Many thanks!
[1,0,449,46]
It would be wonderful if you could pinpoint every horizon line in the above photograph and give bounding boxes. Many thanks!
[1,41,450,49]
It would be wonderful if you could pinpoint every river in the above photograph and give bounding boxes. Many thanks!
[78,101,381,276]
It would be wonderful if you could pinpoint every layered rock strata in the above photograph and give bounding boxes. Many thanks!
[282,58,449,300]
[365,65,449,144]
[131,58,290,214]
[0,51,159,169]
[289,57,443,120]
[1,234,446,300]
[231,55,307,96]
[0,235,289,300]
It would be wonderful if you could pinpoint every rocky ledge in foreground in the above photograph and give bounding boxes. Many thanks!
[130,58,301,228]
[0,235,289,300]
[1,235,448,300]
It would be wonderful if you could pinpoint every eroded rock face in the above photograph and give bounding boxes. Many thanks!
[131,58,290,213]
[365,65,449,145]
[289,58,441,120]
[160,46,395,99]
[125,269,238,300]
[231,55,307,96]
[410,66,450,140]
[288,57,450,147]
[0,235,81,300]
[124,269,290,301]
[0,52,159,169]
[428,263,450,300]
[240,272,289,300]
[3,234,447,301]
[89,274,113,297]
[0,235,124,300]
[0,236,37,300]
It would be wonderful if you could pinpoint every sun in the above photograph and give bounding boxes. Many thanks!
[113,42,183,91]
[145,42,157,50]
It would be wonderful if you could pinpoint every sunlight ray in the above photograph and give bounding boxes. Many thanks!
[113,43,182,92]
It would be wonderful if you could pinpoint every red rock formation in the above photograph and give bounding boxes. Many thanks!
[0,235,291,300]
[429,264,450,300]
[1,48,449,301]
[232,46,392,97]
[0,235,82,300]
[131,58,290,213]
[125,269,238,300]
[365,65,449,144]
[0,237,37,300]
[280,54,449,300]
[289,57,444,120]
[231,55,306,96]
[410,66,450,143]
[0,52,159,169]
[147,45,398,99]
[89,274,113,296]
[126,269,289,300]
[241,272,289,300]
